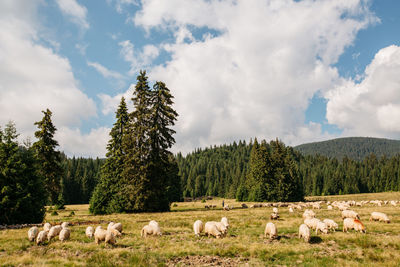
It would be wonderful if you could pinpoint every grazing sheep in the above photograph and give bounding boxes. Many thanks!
[304,218,320,230]
[36,230,48,245]
[342,210,360,220]
[323,219,338,231]
[223,205,230,211]
[43,222,51,232]
[111,222,123,233]
[94,227,107,244]
[370,212,390,223]
[204,222,222,238]
[264,222,278,239]
[270,213,279,220]
[149,220,159,228]
[302,209,315,219]
[193,220,204,236]
[86,226,94,238]
[107,222,115,230]
[105,231,116,245]
[61,222,69,228]
[141,224,162,237]
[327,205,333,210]
[207,221,227,235]
[312,203,321,209]
[343,218,366,233]
[221,217,229,228]
[272,207,278,214]
[299,224,310,243]
[48,225,62,241]
[288,207,294,213]
[315,221,329,234]
[28,227,39,242]
[110,228,122,237]
[59,228,71,241]
[241,203,248,208]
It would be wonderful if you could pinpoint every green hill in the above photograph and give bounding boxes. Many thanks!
[295,137,400,161]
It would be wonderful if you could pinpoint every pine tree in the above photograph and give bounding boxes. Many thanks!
[33,109,64,206]
[90,97,129,214]
[0,122,46,224]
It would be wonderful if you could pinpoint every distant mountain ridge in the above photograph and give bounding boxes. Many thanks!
[294,137,400,161]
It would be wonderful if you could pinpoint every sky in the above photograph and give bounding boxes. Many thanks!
[0,0,400,158]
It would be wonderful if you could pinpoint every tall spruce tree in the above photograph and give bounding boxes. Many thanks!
[0,122,46,224]
[33,109,64,206]
[90,97,129,214]
[121,71,178,212]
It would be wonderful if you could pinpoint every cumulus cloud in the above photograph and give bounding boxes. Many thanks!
[57,127,110,158]
[87,61,124,80]
[119,40,159,75]
[98,85,135,115]
[127,0,377,153]
[0,0,103,157]
[326,45,400,138]
[55,0,89,30]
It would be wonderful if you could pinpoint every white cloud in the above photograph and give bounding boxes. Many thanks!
[119,40,159,75]
[0,0,103,157]
[130,0,377,153]
[75,43,88,55]
[110,0,139,13]
[326,45,400,138]
[55,0,89,30]
[87,61,124,80]
[57,127,110,158]
[98,85,135,115]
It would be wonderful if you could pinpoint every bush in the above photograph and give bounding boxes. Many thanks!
[69,211,75,216]
[51,211,58,216]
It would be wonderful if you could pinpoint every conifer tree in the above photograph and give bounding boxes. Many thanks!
[33,109,64,206]
[90,97,129,214]
[0,122,46,224]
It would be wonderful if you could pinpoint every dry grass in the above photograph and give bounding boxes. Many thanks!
[1,193,400,266]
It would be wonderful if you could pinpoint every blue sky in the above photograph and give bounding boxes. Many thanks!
[1,0,400,157]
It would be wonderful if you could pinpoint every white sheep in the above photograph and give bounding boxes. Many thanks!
[323,219,338,231]
[107,222,115,230]
[272,207,278,214]
[61,222,69,228]
[59,228,71,241]
[223,205,230,211]
[302,209,315,219]
[315,221,328,234]
[141,224,162,237]
[327,205,333,210]
[299,224,310,243]
[149,220,159,228]
[94,227,107,244]
[111,222,122,233]
[28,226,39,242]
[221,217,229,228]
[204,222,222,238]
[304,218,320,230]
[341,210,360,220]
[193,220,204,236]
[86,226,94,238]
[48,225,62,241]
[343,218,366,233]
[370,212,390,223]
[36,230,48,245]
[43,222,51,232]
[207,221,227,236]
[105,231,116,245]
[264,222,278,239]
[288,207,294,213]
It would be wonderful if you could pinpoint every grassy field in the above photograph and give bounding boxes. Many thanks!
[1,192,400,266]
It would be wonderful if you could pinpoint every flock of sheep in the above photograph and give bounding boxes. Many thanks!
[26,199,396,246]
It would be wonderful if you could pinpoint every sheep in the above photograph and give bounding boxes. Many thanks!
[36,230,48,245]
[105,231,116,245]
[323,219,338,232]
[288,207,294,213]
[28,226,39,242]
[141,224,162,237]
[272,207,278,214]
[264,222,278,239]
[43,222,51,232]
[94,227,108,244]
[107,222,115,230]
[48,225,62,241]
[299,224,311,243]
[86,226,94,238]
[370,212,390,223]
[193,220,204,236]
[315,221,329,234]
[207,221,227,236]
[223,205,230,211]
[111,222,123,233]
[149,220,159,228]
[221,217,229,228]
[241,203,248,208]
[204,222,222,238]
[302,209,315,219]
[312,203,321,209]
[342,210,360,220]
[59,228,71,241]
[327,205,333,210]
[61,222,69,228]
[304,218,320,230]
[343,218,366,233]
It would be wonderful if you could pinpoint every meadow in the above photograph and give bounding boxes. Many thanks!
[1,192,400,266]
